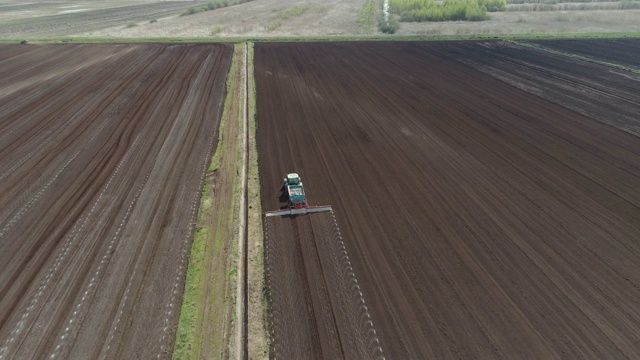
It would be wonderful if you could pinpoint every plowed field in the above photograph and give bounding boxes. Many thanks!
[0,43,232,359]
[435,40,640,136]
[530,38,640,68]
[255,41,640,359]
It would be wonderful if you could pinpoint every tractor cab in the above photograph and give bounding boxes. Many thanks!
[284,173,301,186]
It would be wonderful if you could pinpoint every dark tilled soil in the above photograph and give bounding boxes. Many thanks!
[529,38,640,68]
[255,41,640,359]
[432,40,640,136]
[0,43,231,359]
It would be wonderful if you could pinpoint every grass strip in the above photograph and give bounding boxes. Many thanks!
[173,43,243,360]
[246,42,270,359]
[3,32,640,44]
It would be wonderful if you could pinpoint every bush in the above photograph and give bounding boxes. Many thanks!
[379,15,401,33]
[181,7,200,16]
[126,22,137,28]
[479,0,506,11]
[150,19,157,23]
[390,0,492,22]
[210,25,222,35]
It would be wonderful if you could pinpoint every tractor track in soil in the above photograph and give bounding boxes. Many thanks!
[528,38,640,68]
[256,41,640,359]
[435,40,640,135]
[0,43,232,359]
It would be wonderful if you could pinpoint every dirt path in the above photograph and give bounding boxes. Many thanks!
[235,41,249,360]
[0,43,231,359]
[246,42,270,360]
[255,41,640,359]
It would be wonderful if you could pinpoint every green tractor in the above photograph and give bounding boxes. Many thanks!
[266,173,332,217]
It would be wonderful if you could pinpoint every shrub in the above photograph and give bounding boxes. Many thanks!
[379,15,401,33]
[210,25,222,35]
[150,19,157,23]
[390,0,492,22]
[479,0,506,11]
[126,22,137,28]
[181,7,200,16]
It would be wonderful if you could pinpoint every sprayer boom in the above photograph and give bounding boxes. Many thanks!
[265,205,333,217]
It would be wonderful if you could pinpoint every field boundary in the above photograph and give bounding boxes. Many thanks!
[2,32,640,44]
[235,41,249,360]
[172,43,242,359]
[246,42,270,360]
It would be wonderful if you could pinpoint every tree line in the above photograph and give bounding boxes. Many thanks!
[389,0,506,22]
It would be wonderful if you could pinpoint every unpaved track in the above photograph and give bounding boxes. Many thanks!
[255,41,640,359]
[0,43,232,359]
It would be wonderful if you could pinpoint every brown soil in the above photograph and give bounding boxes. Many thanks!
[529,38,640,68]
[0,43,232,359]
[435,40,640,136]
[255,41,640,359]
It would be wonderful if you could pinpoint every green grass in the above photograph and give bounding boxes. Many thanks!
[356,0,377,34]
[2,32,640,44]
[172,43,244,360]
[278,7,308,19]
[245,41,271,358]
[248,43,256,135]
[265,21,281,31]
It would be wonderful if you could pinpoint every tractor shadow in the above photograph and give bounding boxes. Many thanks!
[278,189,288,204]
